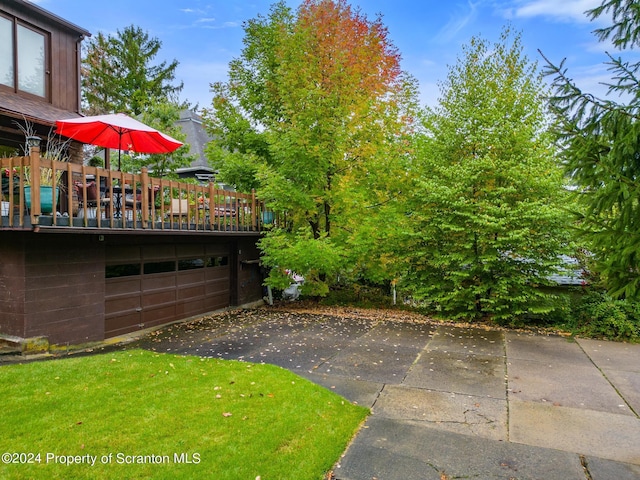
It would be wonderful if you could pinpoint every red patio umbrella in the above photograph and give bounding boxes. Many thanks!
[55,113,183,170]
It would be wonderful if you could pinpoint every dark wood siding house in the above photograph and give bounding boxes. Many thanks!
[0,0,85,151]
[0,1,265,353]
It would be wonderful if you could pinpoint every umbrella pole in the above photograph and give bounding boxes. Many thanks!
[118,133,122,171]
[104,148,111,192]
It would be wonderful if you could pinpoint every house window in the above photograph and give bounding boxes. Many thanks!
[0,16,14,88]
[17,24,46,97]
[0,15,48,98]
[106,263,141,278]
[144,261,176,275]
[206,256,229,268]
[178,258,205,271]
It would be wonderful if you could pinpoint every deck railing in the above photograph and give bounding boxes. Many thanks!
[0,148,269,233]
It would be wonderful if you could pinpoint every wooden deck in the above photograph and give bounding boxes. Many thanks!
[1,149,268,234]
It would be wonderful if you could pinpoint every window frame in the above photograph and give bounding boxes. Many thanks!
[0,13,50,101]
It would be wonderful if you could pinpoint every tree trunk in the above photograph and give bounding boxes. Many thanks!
[324,201,331,236]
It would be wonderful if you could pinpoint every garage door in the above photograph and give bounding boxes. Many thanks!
[105,243,230,338]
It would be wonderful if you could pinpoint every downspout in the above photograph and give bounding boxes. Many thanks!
[76,35,84,114]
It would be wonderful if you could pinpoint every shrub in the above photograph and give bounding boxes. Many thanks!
[322,283,393,309]
[570,290,640,341]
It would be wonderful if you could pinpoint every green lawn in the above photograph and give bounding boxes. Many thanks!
[0,350,368,480]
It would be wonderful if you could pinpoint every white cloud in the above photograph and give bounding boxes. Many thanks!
[511,0,601,23]
[179,7,207,15]
[435,1,480,43]
[198,22,241,30]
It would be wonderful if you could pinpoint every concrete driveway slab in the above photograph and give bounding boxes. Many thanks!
[426,325,505,357]
[595,369,640,415]
[505,332,587,365]
[510,401,640,465]
[320,344,421,384]
[284,314,377,342]
[356,320,436,349]
[373,384,507,440]
[577,338,640,414]
[508,359,634,414]
[586,457,640,480]
[404,350,506,398]
[335,416,586,480]
[577,337,640,373]
[505,330,633,413]
[297,371,383,408]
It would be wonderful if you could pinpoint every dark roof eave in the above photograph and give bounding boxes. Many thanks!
[0,91,82,126]
[13,0,91,37]
[176,166,216,174]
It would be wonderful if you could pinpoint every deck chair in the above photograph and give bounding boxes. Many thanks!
[76,181,100,218]
[170,198,189,220]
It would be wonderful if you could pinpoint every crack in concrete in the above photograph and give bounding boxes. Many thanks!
[580,454,594,480]
[370,383,387,410]
[463,408,496,425]
[501,330,510,442]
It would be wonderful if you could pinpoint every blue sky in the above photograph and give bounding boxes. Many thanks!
[35,0,622,109]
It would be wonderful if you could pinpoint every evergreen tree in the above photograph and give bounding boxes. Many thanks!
[82,25,184,116]
[543,0,640,298]
[81,25,190,174]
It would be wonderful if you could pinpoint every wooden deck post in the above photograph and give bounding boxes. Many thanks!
[208,182,215,230]
[29,145,41,224]
[251,189,257,231]
[141,167,149,228]
[66,162,74,223]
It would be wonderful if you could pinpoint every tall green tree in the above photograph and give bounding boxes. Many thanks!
[82,25,183,116]
[400,29,569,321]
[543,0,640,299]
[82,25,190,174]
[204,2,293,192]
[205,0,418,295]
